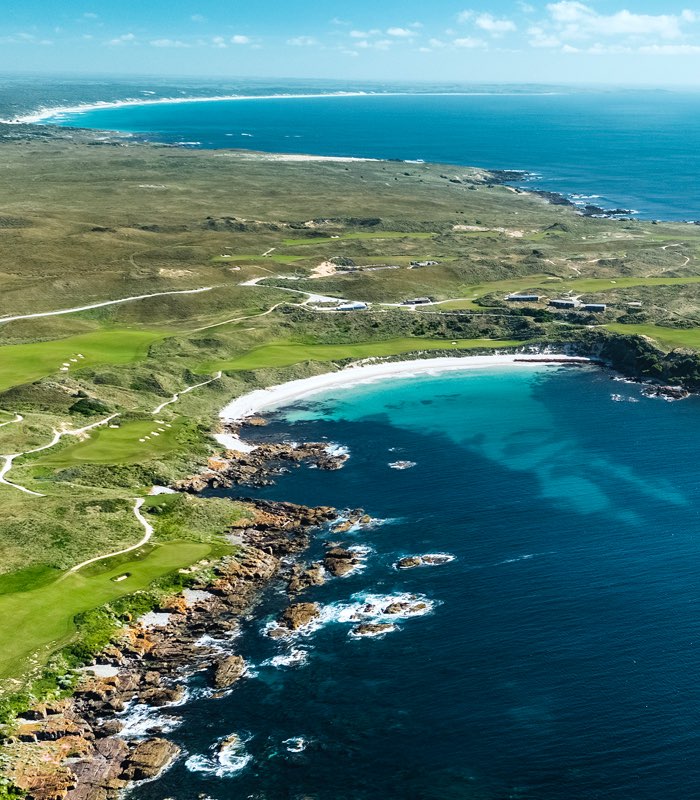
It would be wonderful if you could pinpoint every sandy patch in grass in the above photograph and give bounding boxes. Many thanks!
[159,268,194,278]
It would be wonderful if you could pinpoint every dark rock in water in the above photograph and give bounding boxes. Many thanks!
[396,556,422,569]
[278,602,321,630]
[287,562,326,593]
[120,738,180,782]
[421,554,453,565]
[642,384,689,401]
[323,547,361,577]
[384,601,428,616]
[352,623,396,637]
[212,655,246,689]
[396,553,454,568]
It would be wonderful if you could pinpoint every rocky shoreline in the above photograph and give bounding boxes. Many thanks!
[2,498,337,800]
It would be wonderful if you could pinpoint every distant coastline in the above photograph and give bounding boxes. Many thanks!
[0,89,564,126]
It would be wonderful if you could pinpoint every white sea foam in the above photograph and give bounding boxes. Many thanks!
[388,460,417,470]
[325,443,350,458]
[283,736,309,753]
[262,647,310,668]
[333,592,437,624]
[611,393,640,403]
[185,732,253,777]
[195,629,242,651]
[117,703,183,739]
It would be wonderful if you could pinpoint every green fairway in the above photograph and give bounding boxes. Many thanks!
[605,323,700,351]
[0,330,164,393]
[207,337,523,373]
[35,418,187,468]
[0,540,217,682]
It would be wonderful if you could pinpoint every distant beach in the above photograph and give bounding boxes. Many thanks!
[1,89,562,126]
[20,87,700,220]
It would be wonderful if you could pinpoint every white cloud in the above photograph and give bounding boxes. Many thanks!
[107,32,136,46]
[83,12,99,19]
[150,38,189,48]
[230,34,250,44]
[211,35,227,48]
[453,36,487,47]
[457,10,473,23]
[350,29,379,38]
[429,37,447,48]
[190,14,206,22]
[475,13,517,34]
[387,27,414,37]
[287,35,318,46]
[545,2,694,39]
[518,2,535,13]
[640,42,700,54]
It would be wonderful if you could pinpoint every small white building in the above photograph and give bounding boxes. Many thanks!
[336,301,368,312]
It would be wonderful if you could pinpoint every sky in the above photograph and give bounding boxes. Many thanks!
[3,0,700,85]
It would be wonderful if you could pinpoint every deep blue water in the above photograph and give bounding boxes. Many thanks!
[48,90,700,220]
[129,365,700,799]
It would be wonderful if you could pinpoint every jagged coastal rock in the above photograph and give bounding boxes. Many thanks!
[175,439,349,491]
[3,499,336,800]
[277,602,321,631]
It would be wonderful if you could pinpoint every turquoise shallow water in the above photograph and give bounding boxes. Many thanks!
[49,90,700,219]
[128,364,700,799]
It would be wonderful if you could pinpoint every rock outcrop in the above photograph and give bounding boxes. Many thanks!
[212,655,246,689]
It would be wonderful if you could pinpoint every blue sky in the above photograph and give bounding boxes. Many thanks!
[3,1,700,84]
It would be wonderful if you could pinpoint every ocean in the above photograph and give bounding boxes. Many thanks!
[127,364,700,799]
[41,89,700,220]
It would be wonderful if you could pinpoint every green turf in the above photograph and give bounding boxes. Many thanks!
[0,541,216,682]
[605,323,700,351]
[0,330,164,392]
[35,418,187,467]
[207,337,523,372]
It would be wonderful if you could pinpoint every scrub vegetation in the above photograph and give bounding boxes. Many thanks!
[2,133,700,691]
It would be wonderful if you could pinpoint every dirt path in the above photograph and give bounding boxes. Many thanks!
[0,287,214,325]
[0,414,118,496]
[65,498,153,575]
[151,371,223,415]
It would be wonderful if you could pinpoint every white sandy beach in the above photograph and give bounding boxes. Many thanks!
[215,353,588,452]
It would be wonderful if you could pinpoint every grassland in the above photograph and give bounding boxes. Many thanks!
[2,134,700,692]
[605,323,700,351]
[203,337,523,372]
